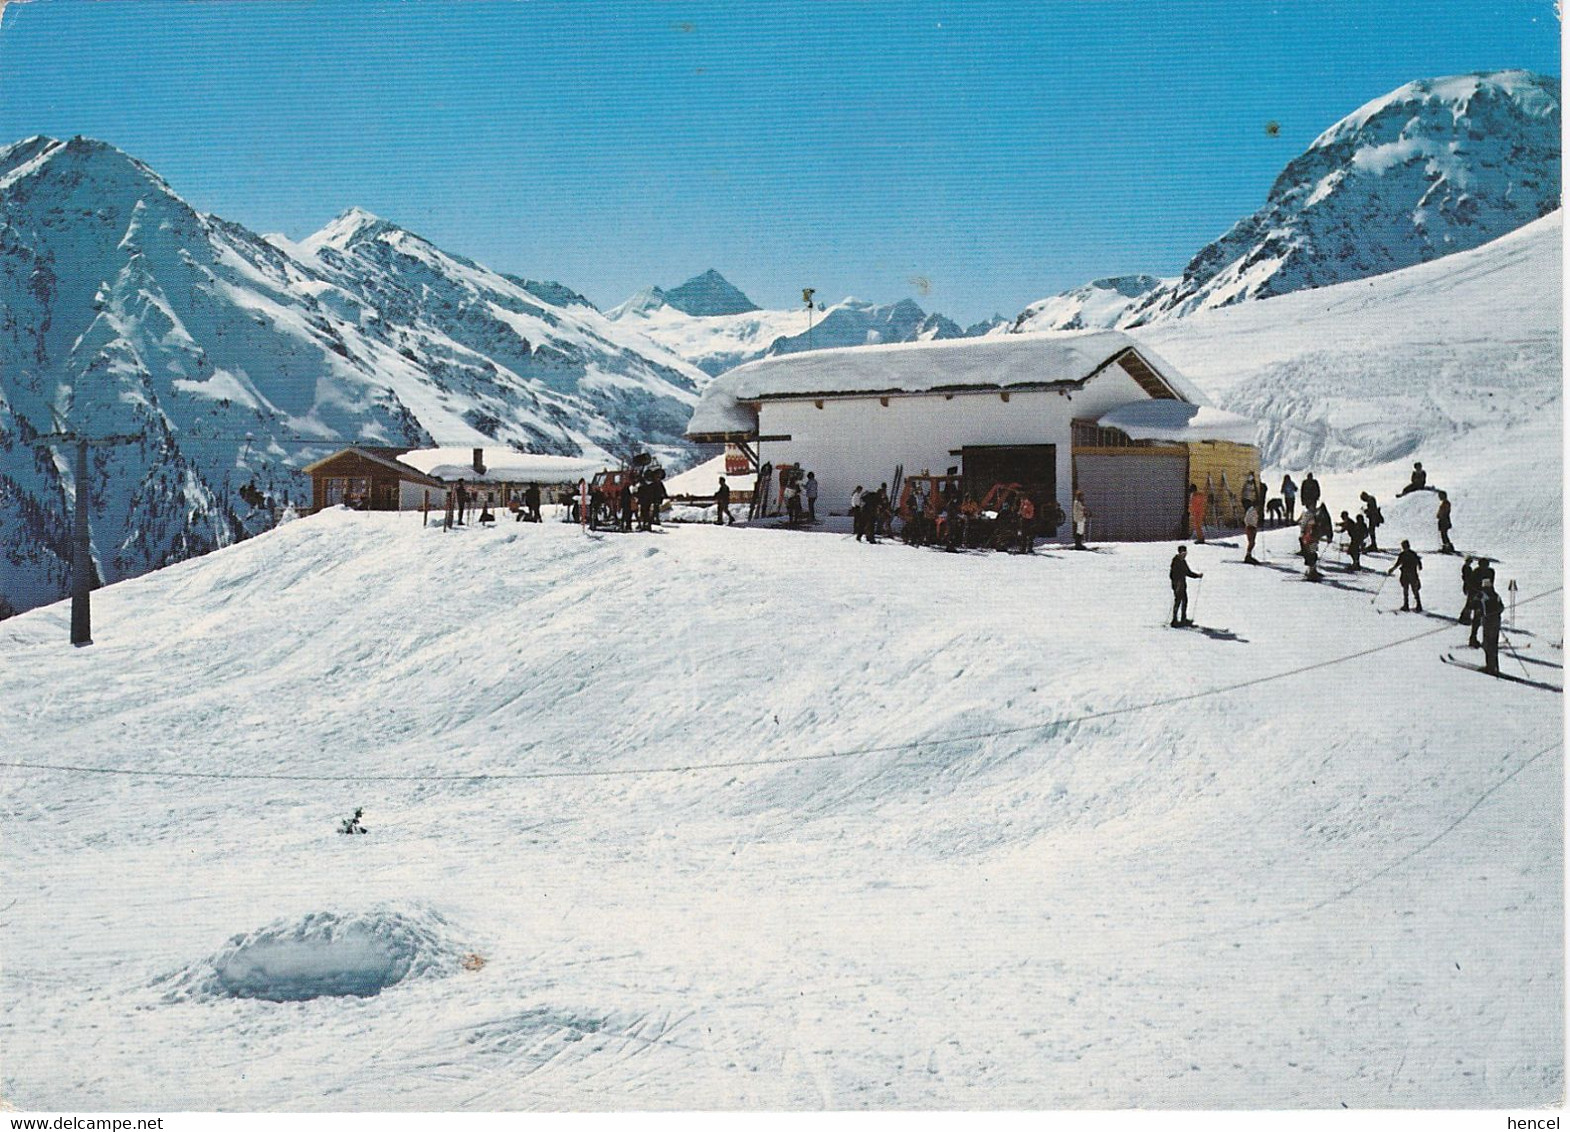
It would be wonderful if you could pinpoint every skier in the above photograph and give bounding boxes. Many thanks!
[1255,475,1269,528]
[1388,540,1423,612]
[1017,495,1037,553]
[1280,474,1297,523]
[455,478,470,526]
[851,485,866,541]
[1298,506,1316,559]
[1243,500,1259,564]
[1459,556,1480,641]
[650,474,668,527]
[1436,490,1456,553]
[525,482,542,523]
[785,479,803,525]
[1396,461,1428,497]
[1300,472,1321,517]
[620,479,635,531]
[715,476,734,525]
[1360,491,1383,552]
[1337,510,1367,571]
[1187,483,1206,544]
[804,471,819,522]
[1469,558,1496,647]
[1315,501,1334,546]
[1478,577,1506,675]
[1170,545,1203,627]
[1072,489,1092,550]
[943,493,963,552]
[1303,537,1323,581]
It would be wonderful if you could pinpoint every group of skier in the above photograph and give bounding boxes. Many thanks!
[1171,460,1515,678]
[849,483,893,543]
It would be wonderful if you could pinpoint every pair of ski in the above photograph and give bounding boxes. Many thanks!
[1439,652,1561,692]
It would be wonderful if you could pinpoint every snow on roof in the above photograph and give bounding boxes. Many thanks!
[686,330,1208,439]
[1096,400,1257,445]
[397,447,608,484]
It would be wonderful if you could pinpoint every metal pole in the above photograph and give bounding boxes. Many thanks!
[71,438,93,647]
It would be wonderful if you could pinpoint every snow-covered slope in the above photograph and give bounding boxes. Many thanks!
[1015,71,1559,332]
[1129,209,1561,473]
[0,137,705,618]
[610,271,970,377]
[1006,274,1168,333]
[0,193,1560,1107]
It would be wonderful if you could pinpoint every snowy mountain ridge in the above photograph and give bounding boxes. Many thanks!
[611,271,971,376]
[1013,70,1560,332]
[0,136,706,618]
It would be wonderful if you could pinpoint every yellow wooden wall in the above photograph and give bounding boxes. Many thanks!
[1186,441,1260,528]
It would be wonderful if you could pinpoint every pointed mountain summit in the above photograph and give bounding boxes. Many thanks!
[661,269,760,317]
[1124,70,1560,322]
[1013,70,1561,332]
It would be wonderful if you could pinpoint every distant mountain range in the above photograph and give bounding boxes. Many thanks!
[0,136,704,617]
[609,273,983,376]
[1012,70,1560,331]
[1,70,1558,618]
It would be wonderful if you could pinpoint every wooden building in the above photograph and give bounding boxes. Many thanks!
[301,446,439,513]
[302,446,609,514]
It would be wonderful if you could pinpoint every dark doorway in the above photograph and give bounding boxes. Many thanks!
[961,444,1057,505]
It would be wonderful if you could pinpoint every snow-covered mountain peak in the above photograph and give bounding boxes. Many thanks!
[1311,69,1559,153]
[302,205,402,253]
[1014,70,1560,332]
[607,284,670,320]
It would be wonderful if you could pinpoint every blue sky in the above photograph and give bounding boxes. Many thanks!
[0,0,1559,323]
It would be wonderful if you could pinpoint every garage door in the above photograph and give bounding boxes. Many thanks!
[1074,450,1188,542]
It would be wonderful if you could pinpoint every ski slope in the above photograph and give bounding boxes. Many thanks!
[0,479,1560,1108]
[1,209,1561,1110]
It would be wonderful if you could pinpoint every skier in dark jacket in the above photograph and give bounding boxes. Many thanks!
[1436,490,1456,553]
[1478,578,1506,674]
[1314,501,1334,546]
[715,476,734,525]
[1169,545,1203,627]
[525,482,542,523]
[1468,558,1496,647]
[1300,472,1321,515]
[1459,556,1479,633]
[1360,491,1383,552]
[1388,540,1423,612]
[1337,511,1367,570]
[1396,461,1429,497]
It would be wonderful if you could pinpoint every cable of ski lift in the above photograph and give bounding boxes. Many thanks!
[0,586,1559,786]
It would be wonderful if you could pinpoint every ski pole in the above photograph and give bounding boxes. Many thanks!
[1500,629,1532,680]
[1191,576,1203,620]
[1370,571,1391,605]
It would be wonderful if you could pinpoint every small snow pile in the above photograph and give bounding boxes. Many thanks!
[160,907,466,1003]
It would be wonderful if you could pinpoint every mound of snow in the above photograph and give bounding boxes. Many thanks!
[161,908,466,1002]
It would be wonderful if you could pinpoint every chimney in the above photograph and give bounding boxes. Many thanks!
[472,447,486,475]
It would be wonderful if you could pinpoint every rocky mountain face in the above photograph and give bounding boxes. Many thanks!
[1014,70,1560,332]
[0,137,704,617]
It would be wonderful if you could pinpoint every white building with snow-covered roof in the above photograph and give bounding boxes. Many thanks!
[685,330,1259,541]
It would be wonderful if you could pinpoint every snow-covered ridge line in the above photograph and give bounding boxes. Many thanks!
[0,136,708,619]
